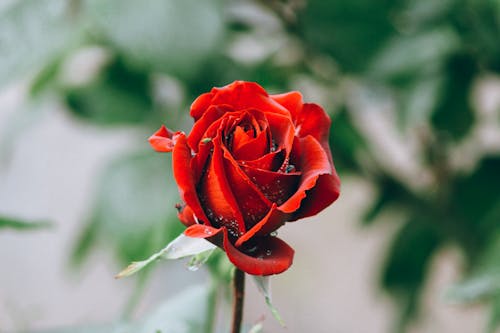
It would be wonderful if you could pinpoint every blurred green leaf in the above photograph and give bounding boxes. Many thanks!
[363,174,424,225]
[253,275,285,326]
[0,216,51,230]
[116,234,216,279]
[299,0,401,72]
[369,27,460,82]
[0,0,82,87]
[139,284,210,333]
[84,0,224,79]
[488,295,500,333]
[431,53,477,141]
[71,150,183,266]
[381,218,442,327]
[34,285,210,333]
[64,58,156,126]
[329,107,369,173]
[453,156,500,234]
[447,233,500,303]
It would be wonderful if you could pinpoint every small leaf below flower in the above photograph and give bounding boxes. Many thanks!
[252,276,285,327]
[116,233,216,278]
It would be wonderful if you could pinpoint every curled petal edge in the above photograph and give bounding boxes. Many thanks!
[148,125,183,152]
[185,224,294,276]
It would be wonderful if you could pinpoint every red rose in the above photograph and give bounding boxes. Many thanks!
[149,81,340,275]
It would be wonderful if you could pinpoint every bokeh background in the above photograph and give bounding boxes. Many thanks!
[1,0,500,332]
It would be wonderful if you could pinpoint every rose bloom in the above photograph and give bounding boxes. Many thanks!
[150,81,340,275]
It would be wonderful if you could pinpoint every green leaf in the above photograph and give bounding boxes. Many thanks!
[0,216,51,230]
[447,233,500,303]
[0,0,82,87]
[116,233,216,279]
[84,0,224,79]
[71,150,183,267]
[431,53,477,141]
[33,285,210,333]
[139,284,210,333]
[64,57,156,126]
[488,295,500,333]
[453,155,500,233]
[329,107,369,174]
[298,0,400,73]
[369,27,460,82]
[381,218,442,328]
[253,276,285,327]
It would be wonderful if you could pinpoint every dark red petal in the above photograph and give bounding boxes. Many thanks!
[243,150,284,171]
[270,91,303,121]
[292,173,340,220]
[265,112,295,155]
[232,125,269,161]
[221,147,272,229]
[235,204,289,247]
[177,204,196,227]
[210,81,291,117]
[242,165,301,206]
[279,135,332,213]
[148,125,180,152]
[190,92,214,121]
[199,136,246,234]
[172,133,210,224]
[188,105,233,151]
[185,224,294,276]
[296,103,332,160]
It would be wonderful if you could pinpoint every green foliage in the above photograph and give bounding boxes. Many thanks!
[0,216,51,230]
[71,151,183,266]
[64,58,156,126]
[34,285,211,333]
[84,0,224,80]
[0,0,83,88]
[1,0,499,331]
[381,220,443,326]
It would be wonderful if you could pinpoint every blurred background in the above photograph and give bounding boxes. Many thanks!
[0,0,499,332]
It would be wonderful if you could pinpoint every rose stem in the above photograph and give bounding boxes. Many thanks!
[231,268,245,333]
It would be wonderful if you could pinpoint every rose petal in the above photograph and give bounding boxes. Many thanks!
[172,133,210,224]
[270,91,303,121]
[148,125,180,152]
[190,92,214,121]
[210,81,291,117]
[235,204,289,247]
[221,146,272,229]
[242,165,301,206]
[188,105,233,151]
[279,135,332,213]
[295,103,333,163]
[243,150,284,171]
[177,204,197,226]
[199,135,246,234]
[185,224,295,276]
[292,173,340,220]
[265,112,295,156]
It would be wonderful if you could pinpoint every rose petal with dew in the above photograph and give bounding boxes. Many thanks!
[279,135,332,213]
[188,105,233,151]
[235,204,289,247]
[172,133,210,224]
[185,224,294,276]
[198,134,246,234]
[222,146,272,229]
